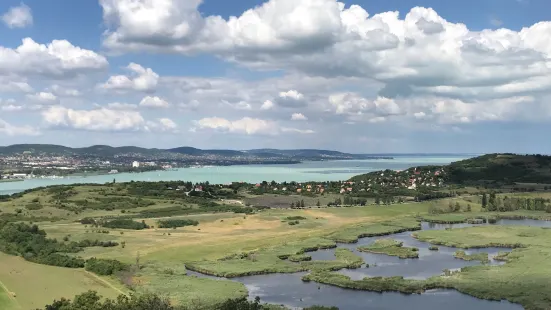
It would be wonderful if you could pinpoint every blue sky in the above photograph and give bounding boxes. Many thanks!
[0,0,550,153]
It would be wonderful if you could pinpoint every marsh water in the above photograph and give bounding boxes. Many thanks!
[187,219,551,310]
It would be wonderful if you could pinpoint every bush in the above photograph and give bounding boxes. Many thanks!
[288,220,300,226]
[101,219,149,230]
[85,258,128,276]
[285,216,307,221]
[157,219,199,228]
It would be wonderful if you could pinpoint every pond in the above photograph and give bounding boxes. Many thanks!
[187,219,549,309]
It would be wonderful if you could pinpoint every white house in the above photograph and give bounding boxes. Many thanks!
[132,161,140,168]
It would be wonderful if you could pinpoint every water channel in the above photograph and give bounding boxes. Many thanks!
[187,219,551,309]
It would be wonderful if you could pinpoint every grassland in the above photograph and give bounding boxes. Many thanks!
[0,252,123,309]
[453,251,489,263]
[3,184,551,309]
[358,239,419,259]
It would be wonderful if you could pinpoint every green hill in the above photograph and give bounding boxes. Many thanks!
[447,153,551,184]
[350,153,551,187]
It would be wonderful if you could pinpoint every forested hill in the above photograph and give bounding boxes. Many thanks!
[350,153,551,185]
[446,153,551,184]
[0,144,388,161]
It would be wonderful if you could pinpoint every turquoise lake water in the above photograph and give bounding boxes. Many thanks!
[0,155,472,195]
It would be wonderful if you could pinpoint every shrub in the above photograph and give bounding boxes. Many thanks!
[85,258,128,276]
[157,219,199,228]
[285,216,307,221]
[101,219,149,230]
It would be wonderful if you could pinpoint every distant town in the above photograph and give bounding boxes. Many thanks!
[0,144,393,180]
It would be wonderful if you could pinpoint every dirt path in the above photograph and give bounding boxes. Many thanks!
[84,271,127,297]
[0,278,20,308]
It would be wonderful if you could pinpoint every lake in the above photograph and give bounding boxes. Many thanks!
[0,154,472,195]
[186,219,546,310]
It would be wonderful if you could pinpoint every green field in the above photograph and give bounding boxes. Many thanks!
[2,182,551,309]
[0,252,124,309]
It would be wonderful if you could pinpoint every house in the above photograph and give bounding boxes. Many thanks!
[132,161,140,168]
[297,188,302,193]
[194,186,203,192]
[340,188,346,194]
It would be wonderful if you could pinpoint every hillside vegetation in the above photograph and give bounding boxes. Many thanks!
[350,153,551,187]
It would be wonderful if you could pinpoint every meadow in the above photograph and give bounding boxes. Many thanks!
[2,183,551,309]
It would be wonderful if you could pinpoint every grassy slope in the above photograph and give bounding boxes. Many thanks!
[0,252,123,310]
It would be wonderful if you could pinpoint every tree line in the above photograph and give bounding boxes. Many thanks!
[38,290,338,310]
[481,192,551,212]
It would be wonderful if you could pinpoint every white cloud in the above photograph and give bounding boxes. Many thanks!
[194,116,315,135]
[0,119,39,136]
[195,117,278,135]
[329,93,401,116]
[99,0,551,103]
[26,92,58,103]
[1,104,23,112]
[281,127,315,134]
[0,79,33,93]
[106,102,138,110]
[222,99,252,110]
[48,85,81,97]
[261,100,274,110]
[139,96,170,108]
[291,113,308,121]
[275,90,307,108]
[100,63,159,92]
[0,38,108,78]
[42,106,148,132]
[147,117,179,132]
[2,3,33,29]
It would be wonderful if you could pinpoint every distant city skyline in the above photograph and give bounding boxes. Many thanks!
[1,0,550,153]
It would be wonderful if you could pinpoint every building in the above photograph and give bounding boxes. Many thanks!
[132,161,140,168]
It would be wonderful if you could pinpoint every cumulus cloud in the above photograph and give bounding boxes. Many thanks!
[99,0,551,102]
[261,100,274,110]
[0,38,108,78]
[0,80,33,93]
[106,102,138,110]
[329,93,401,116]
[194,116,315,135]
[26,92,58,103]
[100,63,159,92]
[147,118,178,132]
[291,113,308,121]
[48,85,81,97]
[2,3,33,29]
[195,117,277,135]
[139,96,170,108]
[41,106,177,133]
[275,90,307,108]
[0,119,39,136]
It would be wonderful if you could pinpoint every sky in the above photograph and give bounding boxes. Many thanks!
[0,0,550,153]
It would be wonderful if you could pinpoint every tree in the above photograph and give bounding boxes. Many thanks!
[481,193,488,208]
[290,202,295,208]
[454,202,461,212]
[375,197,381,205]
[316,200,321,207]
[300,200,305,208]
